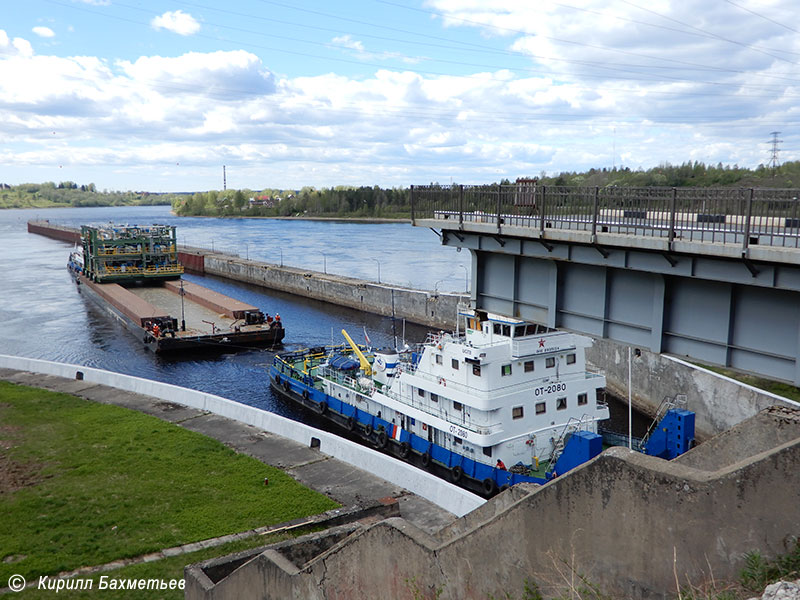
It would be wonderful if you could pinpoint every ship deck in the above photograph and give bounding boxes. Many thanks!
[127,285,260,338]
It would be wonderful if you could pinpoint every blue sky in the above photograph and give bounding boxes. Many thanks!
[2,1,799,192]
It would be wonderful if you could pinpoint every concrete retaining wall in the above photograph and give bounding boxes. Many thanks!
[186,406,800,600]
[0,354,484,518]
[203,254,465,330]
[587,338,800,439]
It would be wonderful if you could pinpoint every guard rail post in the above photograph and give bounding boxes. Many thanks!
[743,188,754,256]
[669,187,677,250]
[591,186,600,243]
[496,184,502,234]
[459,185,464,229]
[539,185,546,236]
[410,185,415,225]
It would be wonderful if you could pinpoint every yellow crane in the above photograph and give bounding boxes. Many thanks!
[341,329,372,376]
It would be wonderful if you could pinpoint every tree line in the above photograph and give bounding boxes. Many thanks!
[0,182,177,209]
[172,160,800,219]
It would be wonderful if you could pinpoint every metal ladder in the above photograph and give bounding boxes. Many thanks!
[641,394,687,449]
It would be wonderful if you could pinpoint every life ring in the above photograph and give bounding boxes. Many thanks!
[421,451,431,467]
[346,416,356,431]
[377,431,388,449]
[399,442,410,458]
[317,401,328,415]
[450,465,463,483]
[364,424,374,437]
[482,478,497,496]
[438,377,446,386]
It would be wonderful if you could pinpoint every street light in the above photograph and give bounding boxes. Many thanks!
[321,252,327,274]
[433,279,443,296]
[458,264,469,293]
[279,248,283,267]
[371,258,381,283]
[245,243,249,261]
[179,279,186,331]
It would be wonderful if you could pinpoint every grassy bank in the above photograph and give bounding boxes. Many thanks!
[0,381,339,585]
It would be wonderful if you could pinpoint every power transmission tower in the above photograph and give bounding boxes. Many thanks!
[768,131,782,175]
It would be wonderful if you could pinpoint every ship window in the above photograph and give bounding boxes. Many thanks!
[596,389,606,407]
[515,325,526,337]
[502,325,511,336]
[567,353,576,365]
[473,364,481,377]
[524,360,534,373]
[417,388,425,398]
[512,406,524,420]
[557,397,567,411]
[453,401,462,411]
[546,357,556,368]
[451,358,459,369]
[535,402,546,415]
[435,354,443,365]
[431,393,439,403]
[501,364,512,377]
[454,436,462,445]
[493,323,502,334]
[578,393,588,406]
[483,446,492,457]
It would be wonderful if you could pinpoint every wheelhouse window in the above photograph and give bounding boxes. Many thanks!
[435,354,443,365]
[453,401,462,411]
[430,393,439,403]
[501,364,512,377]
[417,388,425,398]
[577,393,588,406]
[524,360,534,373]
[451,358,459,370]
[472,364,481,376]
[566,353,576,365]
[512,406,524,420]
[493,323,502,334]
[453,436,462,445]
[515,325,527,337]
[557,397,567,411]
[535,402,546,415]
[546,357,556,368]
[502,325,511,336]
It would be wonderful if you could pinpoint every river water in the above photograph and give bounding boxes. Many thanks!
[0,205,641,431]
[0,205,459,416]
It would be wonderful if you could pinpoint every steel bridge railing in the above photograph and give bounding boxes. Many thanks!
[410,185,800,253]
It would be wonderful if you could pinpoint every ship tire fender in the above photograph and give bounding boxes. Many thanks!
[317,401,328,415]
[377,431,388,449]
[364,424,373,437]
[346,416,356,432]
[399,442,410,458]
[500,484,510,492]
[482,477,497,496]
[283,380,290,393]
[421,451,431,468]
[302,389,309,401]
[450,465,463,483]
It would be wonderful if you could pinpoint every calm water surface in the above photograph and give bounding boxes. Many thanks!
[0,206,640,431]
[0,206,444,416]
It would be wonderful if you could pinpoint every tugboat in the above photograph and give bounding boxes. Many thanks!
[270,307,625,496]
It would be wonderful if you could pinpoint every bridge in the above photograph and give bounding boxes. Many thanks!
[411,184,800,385]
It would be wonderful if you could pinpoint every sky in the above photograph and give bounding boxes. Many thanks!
[1,0,799,192]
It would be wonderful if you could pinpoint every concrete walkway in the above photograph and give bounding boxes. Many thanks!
[0,369,457,535]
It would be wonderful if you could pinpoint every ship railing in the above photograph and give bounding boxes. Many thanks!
[547,415,598,467]
[381,387,503,435]
[318,367,374,396]
[411,369,605,399]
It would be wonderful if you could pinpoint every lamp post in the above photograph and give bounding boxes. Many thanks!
[180,279,186,332]
[458,264,468,293]
[245,243,249,261]
[279,248,283,267]
[434,279,443,296]
[371,258,381,283]
[321,252,327,274]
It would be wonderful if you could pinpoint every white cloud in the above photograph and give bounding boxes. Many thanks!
[150,10,201,36]
[332,35,364,53]
[0,30,34,57]
[32,26,55,39]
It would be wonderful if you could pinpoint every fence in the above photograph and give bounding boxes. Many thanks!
[410,185,800,252]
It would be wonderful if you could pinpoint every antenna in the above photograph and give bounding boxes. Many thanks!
[223,165,227,190]
[768,131,782,176]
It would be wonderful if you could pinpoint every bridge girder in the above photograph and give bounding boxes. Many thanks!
[444,230,800,386]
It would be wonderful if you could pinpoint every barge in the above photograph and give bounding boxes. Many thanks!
[270,308,695,496]
[68,224,284,354]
